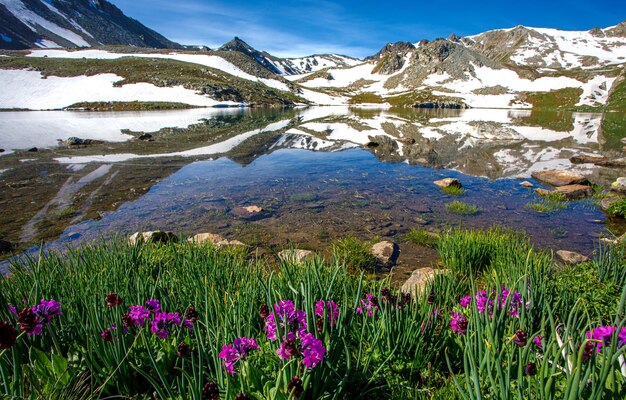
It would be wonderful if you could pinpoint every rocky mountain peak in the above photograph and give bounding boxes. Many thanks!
[605,20,626,37]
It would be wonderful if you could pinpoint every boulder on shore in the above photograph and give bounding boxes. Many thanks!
[370,241,399,268]
[278,249,314,263]
[569,155,607,164]
[187,233,244,247]
[596,157,626,168]
[531,170,588,187]
[401,267,447,296]
[129,231,178,245]
[611,178,626,194]
[556,250,590,265]
[433,178,462,189]
[554,184,593,200]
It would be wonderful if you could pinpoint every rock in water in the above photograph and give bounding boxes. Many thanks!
[534,188,554,197]
[370,241,399,268]
[232,205,265,220]
[187,233,244,247]
[433,178,462,189]
[278,249,314,263]
[531,170,588,187]
[611,178,626,194]
[129,231,178,245]
[401,268,446,296]
[556,250,590,265]
[520,181,534,188]
[554,184,593,200]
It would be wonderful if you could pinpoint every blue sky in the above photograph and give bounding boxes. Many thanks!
[114,0,625,58]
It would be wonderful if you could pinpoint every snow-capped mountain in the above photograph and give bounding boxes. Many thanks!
[217,36,361,75]
[459,22,626,70]
[0,0,180,49]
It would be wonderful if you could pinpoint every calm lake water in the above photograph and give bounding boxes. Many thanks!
[0,106,624,273]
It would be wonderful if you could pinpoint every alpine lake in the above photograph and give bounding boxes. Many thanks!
[1,106,625,279]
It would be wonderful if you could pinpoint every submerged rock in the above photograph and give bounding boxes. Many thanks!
[520,181,534,188]
[232,205,266,220]
[433,178,462,189]
[129,231,178,245]
[401,267,447,296]
[531,170,588,187]
[370,241,399,268]
[556,250,590,265]
[187,233,244,247]
[278,249,314,263]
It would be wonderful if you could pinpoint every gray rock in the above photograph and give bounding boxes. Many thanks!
[531,170,588,187]
[129,231,178,245]
[370,241,399,268]
[187,233,244,247]
[611,177,626,194]
[232,205,266,220]
[600,197,621,212]
[596,157,626,168]
[556,250,590,265]
[278,249,314,263]
[433,178,462,189]
[401,267,447,296]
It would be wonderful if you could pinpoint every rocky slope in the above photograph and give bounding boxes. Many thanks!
[0,0,181,49]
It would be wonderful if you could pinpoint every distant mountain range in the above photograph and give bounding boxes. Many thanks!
[0,0,625,110]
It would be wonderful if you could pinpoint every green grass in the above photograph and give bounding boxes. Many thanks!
[605,72,626,111]
[330,236,377,273]
[348,93,384,104]
[520,88,584,110]
[441,185,465,196]
[607,198,626,218]
[402,228,438,248]
[525,191,568,214]
[0,234,624,399]
[66,101,199,111]
[288,192,320,203]
[445,201,479,215]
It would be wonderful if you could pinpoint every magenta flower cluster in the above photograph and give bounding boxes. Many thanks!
[102,299,195,340]
[356,294,378,317]
[459,286,527,318]
[450,312,468,335]
[260,300,328,369]
[10,299,62,337]
[219,337,260,375]
[586,326,626,354]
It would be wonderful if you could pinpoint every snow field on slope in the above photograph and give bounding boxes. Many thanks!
[0,70,241,110]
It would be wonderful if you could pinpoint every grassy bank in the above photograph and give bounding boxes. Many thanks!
[0,229,625,399]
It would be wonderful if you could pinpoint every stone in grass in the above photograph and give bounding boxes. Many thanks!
[187,232,244,247]
[554,184,593,200]
[278,249,314,263]
[569,155,608,164]
[129,231,178,245]
[433,178,462,189]
[401,267,447,297]
[600,197,621,212]
[534,188,553,197]
[556,250,590,265]
[370,241,399,268]
[611,177,626,194]
[520,181,534,188]
[531,170,588,187]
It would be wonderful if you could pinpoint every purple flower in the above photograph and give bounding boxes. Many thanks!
[101,328,113,342]
[32,299,62,324]
[533,335,543,351]
[182,318,194,331]
[475,291,493,316]
[17,308,42,336]
[450,312,468,335]
[129,306,150,326]
[459,296,471,308]
[150,312,181,339]
[582,341,595,361]
[277,338,299,360]
[314,300,339,328]
[7,303,18,316]
[356,294,378,317]
[219,337,259,375]
[524,362,537,376]
[263,300,307,341]
[513,330,527,347]
[145,299,161,312]
[300,332,326,368]
[585,326,626,353]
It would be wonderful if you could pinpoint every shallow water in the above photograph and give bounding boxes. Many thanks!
[0,106,624,269]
